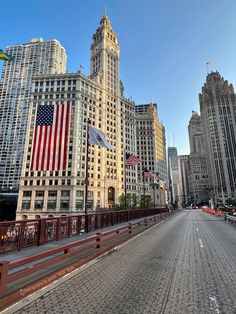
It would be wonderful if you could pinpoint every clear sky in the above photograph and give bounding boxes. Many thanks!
[1,0,236,155]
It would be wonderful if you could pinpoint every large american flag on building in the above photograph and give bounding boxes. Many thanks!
[30,103,70,171]
[125,152,141,167]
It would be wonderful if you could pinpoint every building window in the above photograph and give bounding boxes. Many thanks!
[76,191,84,197]
[61,190,70,197]
[60,201,69,209]
[34,201,43,210]
[36,191,44,197]
[22,201,31,210]
[23,191,32,197]
[47,201,57,209]
[76,201,83,210]
[48,190,57,197]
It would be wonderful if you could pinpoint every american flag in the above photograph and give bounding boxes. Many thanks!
[30,103,70,171]
[143,168,156,178]
[125,153,141,167]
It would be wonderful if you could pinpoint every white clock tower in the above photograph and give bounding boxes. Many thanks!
[90,15,120,96]
[89,16,123,208]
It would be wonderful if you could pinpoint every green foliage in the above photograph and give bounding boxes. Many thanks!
[139,196,153,209]
[112,194,140,211]
[226,197,236,206]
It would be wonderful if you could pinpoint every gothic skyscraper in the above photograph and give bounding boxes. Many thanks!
[199,71,236,205]
[187,111,209,204]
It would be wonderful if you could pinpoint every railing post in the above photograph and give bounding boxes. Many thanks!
[94,214,98,230]
[0,261,9,295]
[67,217,72,238]
[96,232,101,248]
[128,223,132,234]
[101,214,104,229]
[85,215,89,233]
[38,219,46,246]
[17,221,26,251]
[56,218,61,240]
[64,248,70,254]
[144,219,147,226]
[77,216,81,235]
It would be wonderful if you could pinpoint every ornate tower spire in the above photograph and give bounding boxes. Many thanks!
[90,15,120,96]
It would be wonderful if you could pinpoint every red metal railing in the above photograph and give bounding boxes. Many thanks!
[0,208,167,254]
[0,212,173,300]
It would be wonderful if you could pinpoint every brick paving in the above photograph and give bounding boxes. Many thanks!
[5,210,236,314]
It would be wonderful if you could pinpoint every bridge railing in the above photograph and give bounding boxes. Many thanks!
[0,208,167,254]
[0,211,178,304]
[225,214,236,224]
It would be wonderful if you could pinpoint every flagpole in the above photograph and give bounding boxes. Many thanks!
[143,167,146,208]
[153,177,156,208]
[84,119,90,232]
[124,151,127,211]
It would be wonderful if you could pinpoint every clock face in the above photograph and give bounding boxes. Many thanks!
[108,46,118,56]
[93,43,101,56]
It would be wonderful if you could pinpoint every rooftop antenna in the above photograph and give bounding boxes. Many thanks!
[206,61,212,74]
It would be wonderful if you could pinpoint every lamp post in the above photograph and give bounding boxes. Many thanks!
[103,176,106,209]
[142,169,146,208]
[153,183,156,208]
[150,178,156,208]
[84,119,91,232]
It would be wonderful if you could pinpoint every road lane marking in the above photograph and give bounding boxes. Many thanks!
[209,296,220,313]
[198,238,204,248]
[196,227,199,232]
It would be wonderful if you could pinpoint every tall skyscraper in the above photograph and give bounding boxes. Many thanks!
[0,38,66,192]
[168,147,180,205]
[136,103,168,206]
[187,111,209,204]
[178,155,190,205]
[199,71,236,205]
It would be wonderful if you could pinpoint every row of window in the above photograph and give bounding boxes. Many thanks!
[35,80,76,87]
[21,200,87,210]
[23,190,87,197]
[33,94,76,100]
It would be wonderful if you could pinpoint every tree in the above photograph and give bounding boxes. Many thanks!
[112,194,140,211]
[139,196,152,209]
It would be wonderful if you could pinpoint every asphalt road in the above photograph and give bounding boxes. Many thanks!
[5,210,236,314]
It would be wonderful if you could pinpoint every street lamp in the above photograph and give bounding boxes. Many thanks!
[103,176,106,209]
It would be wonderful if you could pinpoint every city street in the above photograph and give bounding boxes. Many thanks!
[5,210,236,314]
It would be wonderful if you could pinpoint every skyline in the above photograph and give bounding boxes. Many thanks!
[1,0,236,155]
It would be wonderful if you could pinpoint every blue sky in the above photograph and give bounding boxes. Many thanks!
[1,0,236,155]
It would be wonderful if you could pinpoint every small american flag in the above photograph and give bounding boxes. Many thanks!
[30,103,70,171]
[143,168,156,178]
[125,153,141,167]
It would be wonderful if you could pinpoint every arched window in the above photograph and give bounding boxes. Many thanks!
[108,187,115,206]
